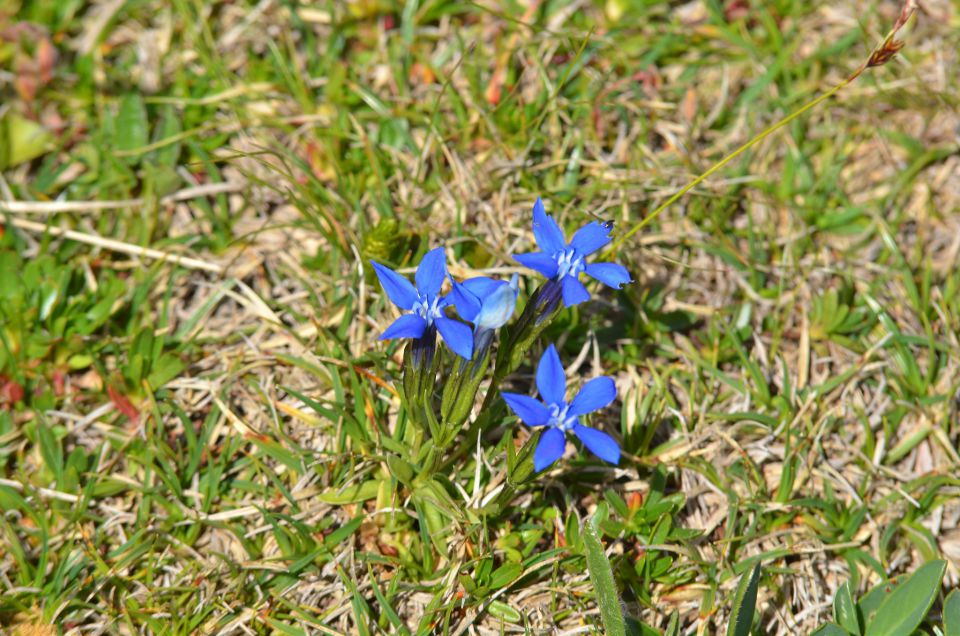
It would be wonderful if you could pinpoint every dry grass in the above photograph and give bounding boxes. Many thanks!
[2,0,960,634]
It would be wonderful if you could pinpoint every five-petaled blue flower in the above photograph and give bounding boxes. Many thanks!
[514,197,632,307]
[449,273,520,332]
[502,344,620,471]
[371,247,474,360]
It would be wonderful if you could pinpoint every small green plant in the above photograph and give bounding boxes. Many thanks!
[809,287,873,346]
[813,560,948,636]
[0,248,125,408]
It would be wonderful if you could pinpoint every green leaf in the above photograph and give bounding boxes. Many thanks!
[944,589,960,636]
[145,353,184,390]
[726,563,761,636]
[367,563,410,636]
[0,112,52,168]
[664,611,680,636]
[489,563,522,590]
[833,581,860,634]
[317,480,381,504]
[625,617,661,636]
[812,624,851,636]
[864,559,946,636]
[150,104,182,168]
[324,516,364,550]
[263,618,308,636]
[487,600,522,624]
[583,513,625,636]
[858,580,895,624]
[337,563,372,636]
[386,455,415,486]
[37,421,63,485]
[116,93,149,163]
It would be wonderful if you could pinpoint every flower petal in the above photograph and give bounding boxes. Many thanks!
[475,281,519,330]
[573,424,620,465]
[569,222,612,256]
[415,247,447,296]
[371,260,419,310]
[379,313,427,340]
[561,276,590,307]
[568,377,617,415]
[532,197,566,254]
[435,316,473,360]
[534,427,566,472]
[514,252,559,279]
[449,278,481,322]
[461,276,504,298]
[536,344,566,405]
[502,393,550,425]
[585,262,632,289]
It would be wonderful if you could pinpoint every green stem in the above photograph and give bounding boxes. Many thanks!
[610,73,858,254]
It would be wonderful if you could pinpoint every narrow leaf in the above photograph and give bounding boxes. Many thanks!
[116,93,149,162]
[944,589,960,636]
[317,480,381,504]
[583,514,626,636]
[726,564,761,636]
[833,581,860,634]
[812,624,851,636]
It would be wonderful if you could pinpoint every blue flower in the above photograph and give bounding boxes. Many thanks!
[371,247,474,360]
[502,344,620,471]
[514,197,632,307]
[449,273,520,331]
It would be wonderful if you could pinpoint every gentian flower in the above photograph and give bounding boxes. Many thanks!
[449,273,520,332]
[449,273,520,358]
[514,197,632,308]
[502,344,620,471]
[371,247,473,360]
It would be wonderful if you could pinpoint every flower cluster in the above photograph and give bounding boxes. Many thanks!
[371,248,522,362]
[371,197,632,472]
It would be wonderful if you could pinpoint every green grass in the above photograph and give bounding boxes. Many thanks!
[2,0,959,634]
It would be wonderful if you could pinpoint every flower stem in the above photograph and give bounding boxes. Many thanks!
[610,73,857,255]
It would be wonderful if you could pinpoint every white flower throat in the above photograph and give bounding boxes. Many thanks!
[554,248,584,279]
[412,294,443,325]
[548,402,576,431]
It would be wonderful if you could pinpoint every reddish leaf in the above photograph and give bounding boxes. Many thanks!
[36,37,56,83]
[52,369,65,396]
[108,385,140,424]
[0,377,24,406]
[484,68,504,106]
[725,0,750,21]
[681,87,697,123]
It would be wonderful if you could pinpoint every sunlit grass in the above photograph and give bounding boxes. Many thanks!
[1,1,958,634]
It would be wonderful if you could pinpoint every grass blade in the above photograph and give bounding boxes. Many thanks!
[726,564,761,636]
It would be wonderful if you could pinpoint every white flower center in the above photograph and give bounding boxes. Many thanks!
[548,402,576,431]
[554,248,584,279]
[412,294,443,325]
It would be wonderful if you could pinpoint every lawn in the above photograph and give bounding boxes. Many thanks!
[2,0,960,634]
